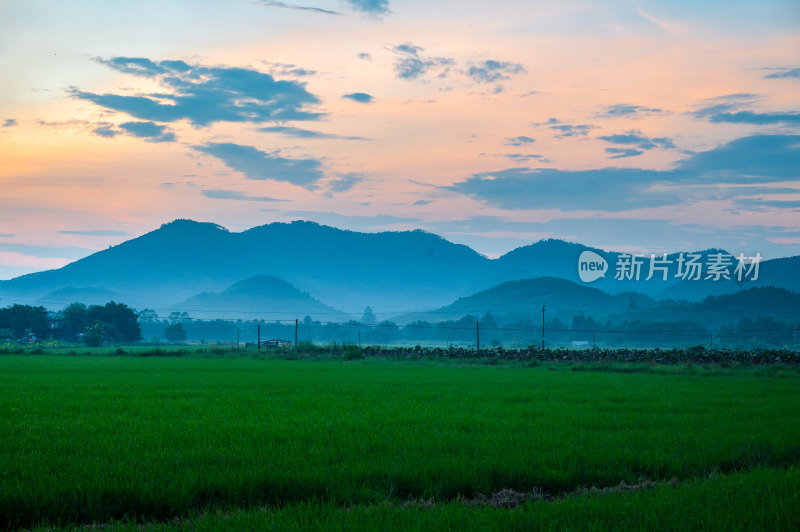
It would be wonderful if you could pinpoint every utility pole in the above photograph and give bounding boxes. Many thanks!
[237,328,240,350]
[294,319,298,356]
[358,329,361,348]
[593,330,596,349]
[257,324,260,351]
[541,305,546,349]
[476,321,480,353]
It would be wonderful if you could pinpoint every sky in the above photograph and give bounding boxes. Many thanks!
[1,0,799,280]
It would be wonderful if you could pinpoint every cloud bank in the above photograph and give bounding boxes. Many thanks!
[73,57,322,126]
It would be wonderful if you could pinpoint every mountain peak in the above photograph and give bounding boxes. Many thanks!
[158,219,229,233]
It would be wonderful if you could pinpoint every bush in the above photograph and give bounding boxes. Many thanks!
[344,344,365,360]
[83,323,104,347]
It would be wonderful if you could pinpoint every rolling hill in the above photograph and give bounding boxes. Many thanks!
[399,278,800,330]
[394,277,657,324]
[175,275,344,321]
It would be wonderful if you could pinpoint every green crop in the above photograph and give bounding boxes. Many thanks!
[1,355,798,530]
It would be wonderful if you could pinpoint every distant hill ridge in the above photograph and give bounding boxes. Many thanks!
[177,275,343,320]
[395,277,800,328]
[0,219,797,315]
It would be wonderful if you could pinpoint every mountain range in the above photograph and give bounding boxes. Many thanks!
[400,278,800,329]
[1,219,798,320]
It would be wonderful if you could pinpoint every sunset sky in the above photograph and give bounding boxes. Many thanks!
[1,0,799,279]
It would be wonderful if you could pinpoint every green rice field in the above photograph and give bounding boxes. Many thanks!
[1,353,799,530]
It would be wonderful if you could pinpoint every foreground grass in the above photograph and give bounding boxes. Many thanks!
[33,467,800,531]
[2,356,799,530]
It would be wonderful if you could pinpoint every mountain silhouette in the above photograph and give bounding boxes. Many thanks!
[175,275,343,321]
[395,276,656,324]
[0,219,797,317]
[396,278,800,329]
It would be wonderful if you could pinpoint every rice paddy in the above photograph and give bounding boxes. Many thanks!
[1,353,799,530]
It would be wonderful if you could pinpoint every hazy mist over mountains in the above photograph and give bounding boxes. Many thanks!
[1,219,798,324]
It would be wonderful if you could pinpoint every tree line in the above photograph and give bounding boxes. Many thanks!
[2,301,798,349]
[138,311,799,349]
[0,302,141,346]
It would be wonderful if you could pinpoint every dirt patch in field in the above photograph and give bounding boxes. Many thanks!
[407,477,677,510]
[576,477,676,496]
[464,488,549,508]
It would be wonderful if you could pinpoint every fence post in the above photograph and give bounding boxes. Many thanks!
[541,305,546,349]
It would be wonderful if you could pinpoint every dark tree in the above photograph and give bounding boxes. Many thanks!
[163,322,187,343]
[0,304,48,338]
[479,311,498,329]
[372,320,399,343]
[571,313,600,331]
[62,303,89,340]
[137,308,159,322]
[360,306,376,325]
[86,301,142,343]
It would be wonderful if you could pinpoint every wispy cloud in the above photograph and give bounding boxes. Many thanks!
[691,93,762,119]
[73,57,322,126]
[91,120,176,142]
[118,121,176,142]
[598,104,665,118]
[449,134,800,211]
[195,142,325,189]
[505,135,535,146]
[390,43,454,80]
[262,61,319,77]
[604,147,644,159]
[57,230,129,236]
[704,110,800,125]
[201,189,287,202]
[259,125,369,140]
[342,92,374,103]
[344,0,391,17]
[92,123,120,138]
[692,93,800,125]
[501,153,546,162]
[2,118,16,127]
[0,243,94,259]
[450,166,670,211]
[764,67,800,79]
[466,60,525,84]
[598,130,675,152]
[36,119,91,129]
[258,1,342,15]
[324,172,365,195]
[633,1,675,33]
[532,118,598,138]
